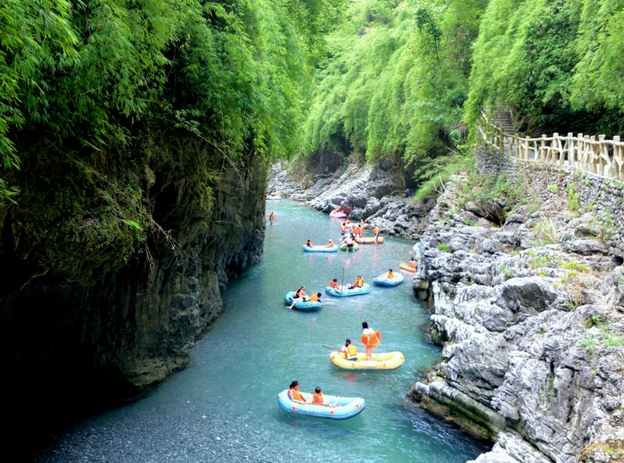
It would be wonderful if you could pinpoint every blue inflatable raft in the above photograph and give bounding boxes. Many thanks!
[373,272,404,287]
[324,284,371,297]
[303,245,338,253]
[277,390,365,420]
[284,291,322,311]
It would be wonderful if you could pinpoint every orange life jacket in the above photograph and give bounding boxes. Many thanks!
[330,281,338,289]
[310,294,319,301]
[291,389,306,402]
[312,393,323,404]
[361,330,381,348]
[354,277,363,288]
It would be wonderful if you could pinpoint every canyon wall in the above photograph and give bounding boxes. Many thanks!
[0,135,267,447]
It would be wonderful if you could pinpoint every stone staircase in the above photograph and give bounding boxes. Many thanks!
[489,107,514,134]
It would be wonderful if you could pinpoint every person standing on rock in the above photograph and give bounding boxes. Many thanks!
[269,211,275,225]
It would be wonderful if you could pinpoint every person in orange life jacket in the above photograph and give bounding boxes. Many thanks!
[361,321,380,361]
[387,269,395,279]
[346,275,364,290]
[340,338,358,360]
[296,286,308,299]
[330,279,341,292]
[288,381,307,404]
[269,211,275,225]
[305,239,313,247]
[326,239,335,248]
[311,386,324,405]
[288,286,308,309]
[309,292,322,302]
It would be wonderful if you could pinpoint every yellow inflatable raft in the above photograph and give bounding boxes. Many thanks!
[329,351,405,370]
[399,263,416,273]
[354,237,385,244]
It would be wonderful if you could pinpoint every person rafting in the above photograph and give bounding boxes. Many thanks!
[309,292,322,302]
[373,225,381,243]
[346,275,364,290]
[288,286,309,309]
[387,269,395,279]
[340,338,358,360]
[408,258,417,270]
[343,236,354,249]
[311,387,324,404]
[330,279,341,292]
[306,239,313,247]
[361,321,381,361]
[326,239,335,248]
[288,381,307,404]
[269,211,275,225]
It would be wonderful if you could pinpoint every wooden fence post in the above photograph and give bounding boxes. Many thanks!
[567,133,574,167]
[598,134,606,176]
[615,136,622,180]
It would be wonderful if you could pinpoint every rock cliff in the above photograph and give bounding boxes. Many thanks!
[0,136,267,447]
[410,169,624,463]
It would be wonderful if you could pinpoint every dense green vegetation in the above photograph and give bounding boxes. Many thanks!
[302,0,624,191]
[4,0,624,213]
[0,0,342,277]
[466,0,624,136]
[302,0,487,185]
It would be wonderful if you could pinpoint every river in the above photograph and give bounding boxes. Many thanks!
[36,200,488,463]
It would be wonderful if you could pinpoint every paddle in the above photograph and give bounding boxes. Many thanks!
[322,344,341,351]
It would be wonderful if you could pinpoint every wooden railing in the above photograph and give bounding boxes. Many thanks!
[480,113,624,181]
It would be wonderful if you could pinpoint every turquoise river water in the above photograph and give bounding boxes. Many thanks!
[38,200,489,462]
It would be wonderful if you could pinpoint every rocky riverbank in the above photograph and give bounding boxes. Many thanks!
[409,169,624,463]
[268,161,436,240]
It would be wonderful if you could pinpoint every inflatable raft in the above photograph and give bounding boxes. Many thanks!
[329,351,405,370]
[303,244,338,253]
[284,291,322,311]
[339,242,359,252]
[330,210,348,218]
[354,236,385,244]
[277,390,365,420]
[266,194,281,200]
[399,263,416,273]
[324,284,371,297]
[373,272,404,286]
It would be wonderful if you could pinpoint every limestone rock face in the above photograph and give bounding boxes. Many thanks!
[0,142,267,440]
[410,171,624,463]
